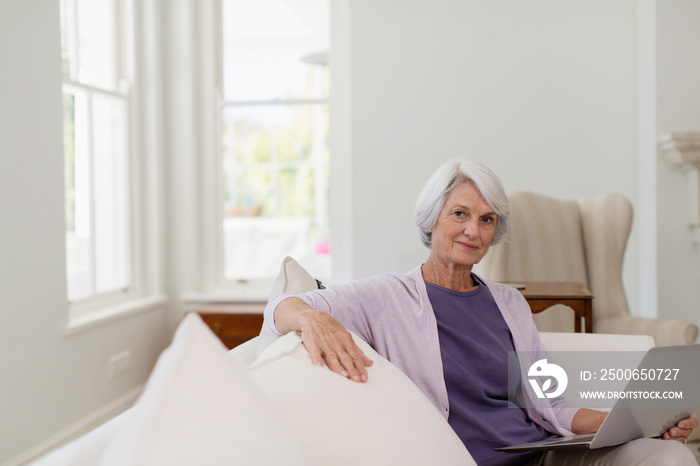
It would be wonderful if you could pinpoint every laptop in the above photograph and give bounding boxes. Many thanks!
[496,344,700,452]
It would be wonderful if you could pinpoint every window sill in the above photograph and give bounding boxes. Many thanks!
[182,280,275,304]
[65,294,169,336]
[182,290,269,304]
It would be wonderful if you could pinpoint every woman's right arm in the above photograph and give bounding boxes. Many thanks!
[274,297,373,383]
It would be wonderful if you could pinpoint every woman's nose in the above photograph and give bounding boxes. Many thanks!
[464,220,478,238]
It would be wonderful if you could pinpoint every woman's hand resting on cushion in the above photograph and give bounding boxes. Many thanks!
[274,297,373,383]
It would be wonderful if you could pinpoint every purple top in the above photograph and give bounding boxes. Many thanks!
[427,278,550,466]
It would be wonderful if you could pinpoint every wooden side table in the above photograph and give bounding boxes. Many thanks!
[514,281,593,333]
[189,302,265,349]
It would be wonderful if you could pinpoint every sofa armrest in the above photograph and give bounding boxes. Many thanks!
[594,316,698,346]
[538,331,654,352]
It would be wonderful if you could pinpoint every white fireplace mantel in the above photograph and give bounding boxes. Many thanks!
[659,132,700,243]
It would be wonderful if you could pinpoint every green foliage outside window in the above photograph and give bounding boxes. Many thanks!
[223,104,325,218]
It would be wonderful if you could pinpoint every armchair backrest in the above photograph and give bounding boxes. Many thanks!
[578,193,633,323]
[483,191,633,332]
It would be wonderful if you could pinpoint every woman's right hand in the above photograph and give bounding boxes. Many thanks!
[274,297,374,383]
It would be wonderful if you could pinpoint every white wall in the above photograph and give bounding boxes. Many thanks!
[2,0,699,463]
[161,0,202,331]
[654,0,700,325]
[347,0,637,288]
[346,0,700,335]
[0,1,170,463]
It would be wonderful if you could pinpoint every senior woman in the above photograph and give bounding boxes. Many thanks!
[266,160,696,466]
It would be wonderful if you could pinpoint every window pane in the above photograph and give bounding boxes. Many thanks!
[60,0,77,79]
[222,104,329,280]
[221,0,330,282]
[92,94,130,294]
[226,168,270,217]
[278,168,313,216]
[222,104,328,217]
[76,0,117,89]
[225,107,272,165]
[65,90,93,300]
[224,217,323,280]
[64,93,77,233]
[62,0,133,306]
[222,0,329,101]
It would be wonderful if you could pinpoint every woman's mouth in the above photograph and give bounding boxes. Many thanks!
[457,241,478,251]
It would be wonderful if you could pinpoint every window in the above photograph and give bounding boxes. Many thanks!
[219,0,331,284]
[60,0,139,315]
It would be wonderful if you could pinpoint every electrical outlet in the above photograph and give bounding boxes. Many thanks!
[108,350,132,379]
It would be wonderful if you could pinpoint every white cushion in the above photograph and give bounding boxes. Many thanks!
[227,335,259,365]
[257,256,320,357]
[99,314,316,466]
[268,256,320,298]
[249,332,476,466]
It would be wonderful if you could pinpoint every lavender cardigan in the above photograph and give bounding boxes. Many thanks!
[264,266,577,436]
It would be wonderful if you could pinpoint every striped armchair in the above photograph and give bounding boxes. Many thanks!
[483,191,698,346]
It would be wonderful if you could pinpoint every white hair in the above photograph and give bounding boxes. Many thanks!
[413,160,510,248]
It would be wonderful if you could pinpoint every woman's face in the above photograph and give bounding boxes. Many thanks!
[430,181,498,269]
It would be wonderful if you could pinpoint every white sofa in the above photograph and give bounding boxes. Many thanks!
[30,258,669,465]
[31,313,477,465]
[30,316,657,466]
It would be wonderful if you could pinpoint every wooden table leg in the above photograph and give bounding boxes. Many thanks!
[584,299,593,333]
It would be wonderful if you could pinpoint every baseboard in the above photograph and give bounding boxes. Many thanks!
[2,385,144,466]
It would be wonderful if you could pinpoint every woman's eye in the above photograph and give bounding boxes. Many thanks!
[481,216,496,226]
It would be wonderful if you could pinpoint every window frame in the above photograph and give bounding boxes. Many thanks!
[61,0,166,331]
[62,80,137,309]
[219,99,331,280]
[191,0,352,302]
[194,0,327,299]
